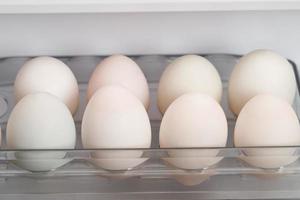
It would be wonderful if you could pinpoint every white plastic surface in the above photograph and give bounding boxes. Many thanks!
[1,11,300,72]
[0,0,300,13]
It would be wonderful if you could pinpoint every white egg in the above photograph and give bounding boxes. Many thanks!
[7,93,76,171]
[87,55,150,109]
[174,174,212,186]
[157,55,222,114]
[234,94,300,169]
[14,57,79,114]
[159,93,227,169]
[228,49,296,115]
[82,86,151,170]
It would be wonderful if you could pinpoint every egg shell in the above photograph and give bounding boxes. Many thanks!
[90,150,148,171]
[174,174,212,186]
[82,85,151,170]
[228,49,296,115]
[7,93,76,171]
[12,151,72,172]
[234,94,300,169]
[87,55,150,109]
[159,93,227,169]
[157,55,222,114]
[14,56,79,114]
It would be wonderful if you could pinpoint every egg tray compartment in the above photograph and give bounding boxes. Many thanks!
[0,54,299,175]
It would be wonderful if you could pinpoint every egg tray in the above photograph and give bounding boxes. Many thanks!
[0,54,299,176]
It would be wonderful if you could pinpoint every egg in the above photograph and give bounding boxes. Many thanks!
[157,55,222,114]
[14,56,79,114]
[234,94,300,169]
[82,86,151,170]
[159,93,227,169]
[7,93,76,171]
[228,49,296,115]
[174,174,212,186]
[87,55,150,109]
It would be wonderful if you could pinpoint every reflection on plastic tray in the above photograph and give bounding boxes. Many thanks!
[0,147,300,176]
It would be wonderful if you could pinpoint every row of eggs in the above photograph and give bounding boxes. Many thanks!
[4,49,300,171]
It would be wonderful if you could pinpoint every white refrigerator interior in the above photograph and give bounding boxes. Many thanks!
[0,0,300,199]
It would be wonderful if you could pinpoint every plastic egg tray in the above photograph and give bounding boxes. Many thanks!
[0,54,299,175]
